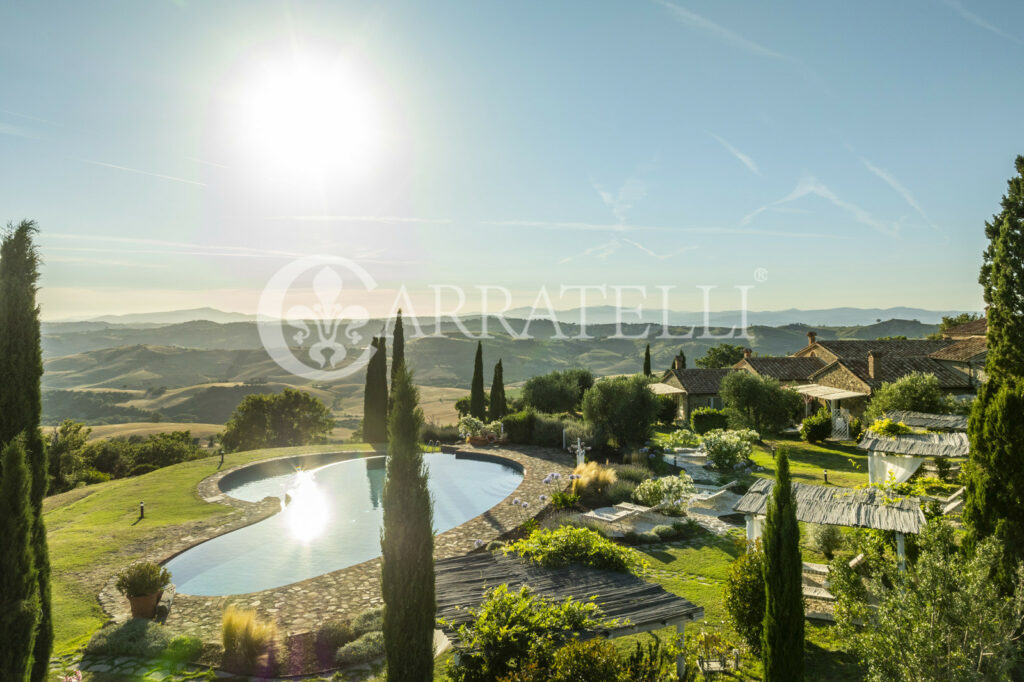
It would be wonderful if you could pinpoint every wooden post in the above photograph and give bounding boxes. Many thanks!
[896,532,906,572]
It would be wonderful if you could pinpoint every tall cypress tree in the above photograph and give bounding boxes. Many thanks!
[489,359,507,420]
[363,338,387,443]
[380,365,434,681]
[761,448,804,681]
[0,438,40,681]
[0,221,51,679]
[965,156,1024,590]
[391,309,405,383]
[469,341,486,420]
[643,344,652,376]
[377,334,389,421]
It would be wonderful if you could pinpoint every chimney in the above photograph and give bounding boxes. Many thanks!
[868,350,882,379]
[807,331,817,347]
[673,353,684,371]
[743,348,752,359]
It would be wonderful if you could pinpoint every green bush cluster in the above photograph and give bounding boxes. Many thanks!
[335,631,385,667]
[812,524,844,560]
[420,422,461,443]
[801,408,832,443]
[114,561,171,598]
[724,541,766,655]
[505,527,648,575]
[549,490,580,510]
[612,464,653,483]
[501,409,584,447]
[690,407,728,434]
[606,479,637,504]
[870,418,913,437]
[85,620,172,659]
[521,368,593,413]
[702,429,754,470]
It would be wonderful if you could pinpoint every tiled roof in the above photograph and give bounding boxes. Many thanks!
[929,336,987,362]
[943,317,987,338]
[663,368,733,394]
[812,356,972,391]
[803,339,955,359]
[736,356,825,381]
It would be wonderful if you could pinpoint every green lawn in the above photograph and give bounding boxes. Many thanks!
[45,443,370,655]
[751,436,869,489]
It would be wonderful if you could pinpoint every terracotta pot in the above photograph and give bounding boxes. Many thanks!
[468,435,489,446]
[128,592,160,619]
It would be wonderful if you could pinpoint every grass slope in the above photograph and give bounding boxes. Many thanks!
[45,443,369,654]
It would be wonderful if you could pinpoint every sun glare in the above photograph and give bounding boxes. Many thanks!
[286,469,329,542]
[235,52,383,182]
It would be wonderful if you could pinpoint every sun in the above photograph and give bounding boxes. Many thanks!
[235,52,383,182]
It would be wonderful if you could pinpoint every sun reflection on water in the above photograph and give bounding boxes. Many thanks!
[285,469,329,542]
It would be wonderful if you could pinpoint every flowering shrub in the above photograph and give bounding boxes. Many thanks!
[505,526,648,575]
[631,473,697,514]
[870,418,912,437]
[458,416,503,438]
[702,430,753,470]
[662,428,701,449]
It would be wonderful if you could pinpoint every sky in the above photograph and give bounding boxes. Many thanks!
[1,0,1021,320]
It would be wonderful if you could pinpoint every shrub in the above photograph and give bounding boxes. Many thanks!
[548,638,624,682]
[315,620,356,653]
[351,606,384,636]
[870,418,912,437]
[672,519,701,538]
[532,413,565,447]
[561,418,595,448]
[522,370,590,413]
[505,527,648,575]
[612,464,653,483]
[631,474,697,514]
[162,635,204,663]
[443,584,615,682]
[662,428,701,449]
[85,619,171,658]
[335,631,384,667]
[421,422,460,444]
[690,407,728,434]
[458,415,486,437]
[702,430,753,470]
[638,531,660,544]
[606,479,637,504]
[801,408,832,443]
[656,395,679,425]
[813,524,844,560]
[571,462,617,507]
[651,524,676,539]
[115,561,171,598]
[549,491,580,510]
[864,371,955,422]
[222,605,277,669]
[581,375,660,450]
[78,467,112,484]
[848,417,864,442]
[723,541,766,655]
[502,409,537,444]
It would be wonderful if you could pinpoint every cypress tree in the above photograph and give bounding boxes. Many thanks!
[0,221,51,679]
[377,334,389,421]
[391,309,405,383]
[643,344,652,376]
[469,341,486,420]
[380,365,434,681]
[363,338,388,443]
[0,438,40,681]
[677,349,686,369]
[761,448,804,681]
[965,156,1024,589]
[489,359,507,420]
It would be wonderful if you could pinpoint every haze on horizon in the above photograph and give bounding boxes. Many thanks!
[3,1,1021,320]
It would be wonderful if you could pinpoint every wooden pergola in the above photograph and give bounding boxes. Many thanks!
[734,479,925,570]
[435,552,704,676]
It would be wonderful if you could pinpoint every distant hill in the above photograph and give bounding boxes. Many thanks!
[56,307,255,326]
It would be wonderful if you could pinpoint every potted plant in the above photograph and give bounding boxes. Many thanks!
[115,561,171,619]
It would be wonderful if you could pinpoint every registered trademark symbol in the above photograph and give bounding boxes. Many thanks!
[754,267,768,283]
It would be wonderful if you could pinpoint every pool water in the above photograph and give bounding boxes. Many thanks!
[165,453,523,595]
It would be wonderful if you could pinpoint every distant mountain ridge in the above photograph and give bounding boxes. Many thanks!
[46,305,974,328]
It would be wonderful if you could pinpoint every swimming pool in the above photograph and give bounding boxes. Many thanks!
[165,452,523,596]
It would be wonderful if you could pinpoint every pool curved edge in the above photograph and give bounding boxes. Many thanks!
[96,445,573,640]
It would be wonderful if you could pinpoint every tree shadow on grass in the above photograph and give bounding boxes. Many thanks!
[805,629,864,681]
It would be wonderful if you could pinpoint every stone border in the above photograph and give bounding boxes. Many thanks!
[97,445,573,642]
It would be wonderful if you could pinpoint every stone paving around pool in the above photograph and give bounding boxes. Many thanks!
[96,445,573,644]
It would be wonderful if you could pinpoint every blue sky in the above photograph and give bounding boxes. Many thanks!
[1,0,1021,319]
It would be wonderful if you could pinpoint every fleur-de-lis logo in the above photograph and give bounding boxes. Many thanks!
[258,256,377,380]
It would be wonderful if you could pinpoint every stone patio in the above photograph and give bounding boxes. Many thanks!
[96,445,573,643]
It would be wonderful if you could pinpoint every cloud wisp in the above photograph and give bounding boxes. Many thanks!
[742,175,897,235]
[595,177,648,224]
[653,0,792,60]
[859,156,939,232]
[81,159,207,187]
[708,132,761,175]
[939,0,1021,44]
